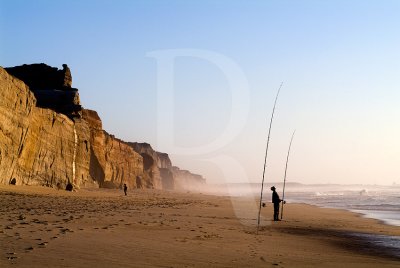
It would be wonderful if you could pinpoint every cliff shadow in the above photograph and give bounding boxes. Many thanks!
[89,147,105,186]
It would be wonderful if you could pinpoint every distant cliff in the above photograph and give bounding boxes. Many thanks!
[172,166,206,190]
[0,63,205,190]
[128,143,178,190]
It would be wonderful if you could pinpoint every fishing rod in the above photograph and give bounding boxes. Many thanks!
[256,82,283,234]
[281,130,296,220]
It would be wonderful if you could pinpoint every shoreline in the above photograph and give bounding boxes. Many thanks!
[199,183,400,228]
[351,209,400,227]
[289,202,400,228]
[1,184,400,267]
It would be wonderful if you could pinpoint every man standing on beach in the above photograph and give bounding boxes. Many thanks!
[271,186,282,221]
[123,184,128,196]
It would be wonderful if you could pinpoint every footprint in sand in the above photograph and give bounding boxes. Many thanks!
[59,228,72,234]
[7,256,18,260]
[38,242,48,248]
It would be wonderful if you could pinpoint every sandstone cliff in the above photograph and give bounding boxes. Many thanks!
[128,143,179,190]
[0,67,91,188]
[0,63,206,190]
[82,109,145,190]
[156,152,174,190]
[127,144,205,191]
[128,142,162,189]
[172,166,206,191]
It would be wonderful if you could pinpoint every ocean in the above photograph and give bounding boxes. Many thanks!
[281,184,400,227]
[215,182,400,258]
[218,183,400,227]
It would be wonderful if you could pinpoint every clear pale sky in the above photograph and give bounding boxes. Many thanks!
[1,0,399,185]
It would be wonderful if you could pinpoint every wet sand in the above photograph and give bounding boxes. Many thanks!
[1,184,399,267]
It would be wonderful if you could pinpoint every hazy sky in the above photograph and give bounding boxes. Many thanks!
[1,0,399,185]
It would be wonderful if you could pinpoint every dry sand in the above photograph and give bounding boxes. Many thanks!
[0,184,399,268]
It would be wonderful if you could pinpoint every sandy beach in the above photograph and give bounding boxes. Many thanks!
[0,185,399,268]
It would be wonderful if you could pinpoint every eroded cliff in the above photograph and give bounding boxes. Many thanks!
[172,166,206,191]
[0,63,206,190]
[0,67,90,188]
[128,143,178,190]
[128,144,205,190]
[128,142,162,189]
[82,109,145,190]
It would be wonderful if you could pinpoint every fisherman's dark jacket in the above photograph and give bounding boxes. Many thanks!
[272,191,281,204]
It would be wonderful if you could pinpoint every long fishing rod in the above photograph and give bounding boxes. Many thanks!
[256,82,283,234]
[281,130,296,220]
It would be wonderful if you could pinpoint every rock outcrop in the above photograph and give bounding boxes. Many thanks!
[5,64,80,118]
[0,64,206,190]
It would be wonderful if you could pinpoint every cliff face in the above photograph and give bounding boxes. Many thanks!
[128,142,162,189]
[156,152,174,190]
[82,110,145,189]
[156,152,172,169]
[0,63,206,190]
[0,67,91,188]
[128,144,204,191]
[128,143,176,190]
[172,166,206,191]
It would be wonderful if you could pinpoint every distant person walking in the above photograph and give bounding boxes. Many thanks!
[271,186,282,221]
[123,184,128,196]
